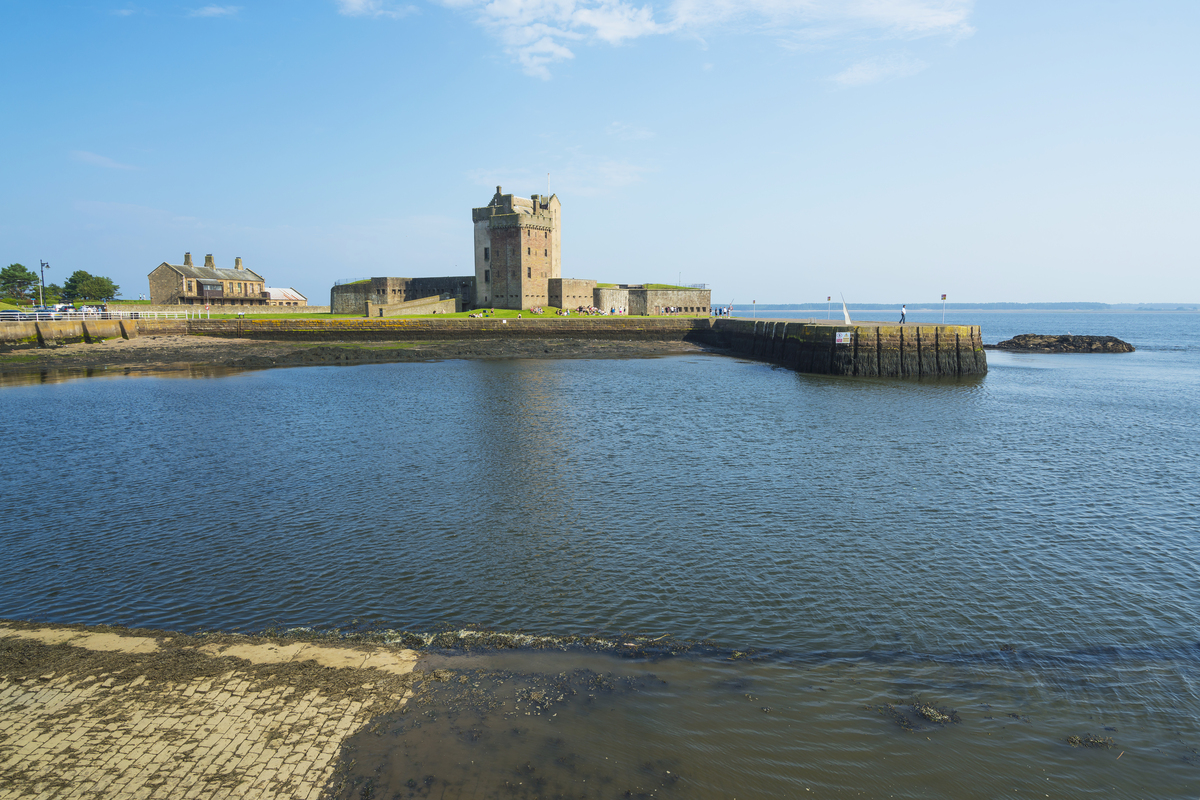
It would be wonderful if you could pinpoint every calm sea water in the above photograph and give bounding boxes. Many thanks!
[1,311,1197,797]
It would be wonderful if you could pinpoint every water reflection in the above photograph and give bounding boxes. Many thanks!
[0,364,249,387]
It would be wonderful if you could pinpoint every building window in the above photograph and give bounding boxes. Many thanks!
[484,247,490,261]
[527,247,531,255]
[527,267,531,278]
[485,269,490,282]
[544,249,547,256]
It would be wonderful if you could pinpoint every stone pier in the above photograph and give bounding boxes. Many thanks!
[711,318,987,378]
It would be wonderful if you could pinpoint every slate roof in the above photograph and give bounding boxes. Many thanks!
[265,287,307,302]
[158,263,264,282]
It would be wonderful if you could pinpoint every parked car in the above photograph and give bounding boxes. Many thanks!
[0,310,21,320]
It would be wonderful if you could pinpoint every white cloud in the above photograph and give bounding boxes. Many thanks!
[469,152,653,196]
[670,0,973,37]
[111,8,136,16]
[335,0,419,18]
[70,151,139,171]
[831,52,927,86]
[189,5,240,17]
[433,0,972,77]
[606,121,654,140]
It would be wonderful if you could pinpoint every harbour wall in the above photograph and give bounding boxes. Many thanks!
[710,319,987,377]
[1,317,986,377]
[0,319,189,347]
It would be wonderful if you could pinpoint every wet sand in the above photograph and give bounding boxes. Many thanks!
[0,335,717,376]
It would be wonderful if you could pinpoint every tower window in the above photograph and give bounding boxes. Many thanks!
[484,247,490,261]
[484,270,490,282]
[544,249,547,256]
[527,267,531,278]
[527,247,531,255]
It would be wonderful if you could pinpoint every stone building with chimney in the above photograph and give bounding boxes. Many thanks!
[473,187,561,309]
[148,253,268,306]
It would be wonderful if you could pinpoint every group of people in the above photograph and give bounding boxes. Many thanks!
[574,305,622,315]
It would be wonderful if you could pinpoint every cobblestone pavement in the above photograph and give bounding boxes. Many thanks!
[0,622,419,799]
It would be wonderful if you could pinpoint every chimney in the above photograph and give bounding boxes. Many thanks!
[235,257,243,271]
[496,185,502,194]
[184,252,193,267]
[204,254,214,268]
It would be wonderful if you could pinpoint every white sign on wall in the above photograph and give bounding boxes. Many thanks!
[836,332,852,344]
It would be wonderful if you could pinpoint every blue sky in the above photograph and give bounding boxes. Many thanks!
[2,0,1197,305]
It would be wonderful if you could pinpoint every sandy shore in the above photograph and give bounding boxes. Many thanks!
[0,334,717,376]
[0,620,420,799]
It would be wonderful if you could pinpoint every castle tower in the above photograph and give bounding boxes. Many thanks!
[472,186,560,309]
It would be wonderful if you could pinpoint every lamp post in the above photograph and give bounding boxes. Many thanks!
[941,293,947,323]
[38,261,49,308]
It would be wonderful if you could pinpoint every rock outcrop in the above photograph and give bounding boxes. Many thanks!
[987,334,1135,353]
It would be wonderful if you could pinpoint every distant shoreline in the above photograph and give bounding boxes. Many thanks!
[731,307,1200,314]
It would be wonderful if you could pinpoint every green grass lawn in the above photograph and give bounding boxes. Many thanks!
[200,313,362,320]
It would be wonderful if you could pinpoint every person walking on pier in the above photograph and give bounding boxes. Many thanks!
[899,305,907,324]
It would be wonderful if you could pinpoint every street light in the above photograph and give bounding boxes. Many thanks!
[38,261,50,308]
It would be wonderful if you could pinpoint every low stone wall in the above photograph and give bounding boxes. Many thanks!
[186,317,714,342]
[107,304,332,314]
[711,319,987,377]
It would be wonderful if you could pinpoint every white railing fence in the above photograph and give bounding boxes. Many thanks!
[1,311,197,321]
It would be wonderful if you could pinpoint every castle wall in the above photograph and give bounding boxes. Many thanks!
[594,288,629,313]
[643,289,712,314]
[549,279,596,310]
[331,277,473,314]
[591,288,712,315]
[474,220,492,306]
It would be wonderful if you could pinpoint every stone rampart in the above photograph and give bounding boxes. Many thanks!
[711,319,986,377]
[331,278,474,314]
[365,296,458,317]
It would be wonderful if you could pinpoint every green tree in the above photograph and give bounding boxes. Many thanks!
[1,263,39,301]
[62,270,121,302]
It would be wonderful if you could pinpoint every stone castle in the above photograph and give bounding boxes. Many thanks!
[331,189,711,315]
